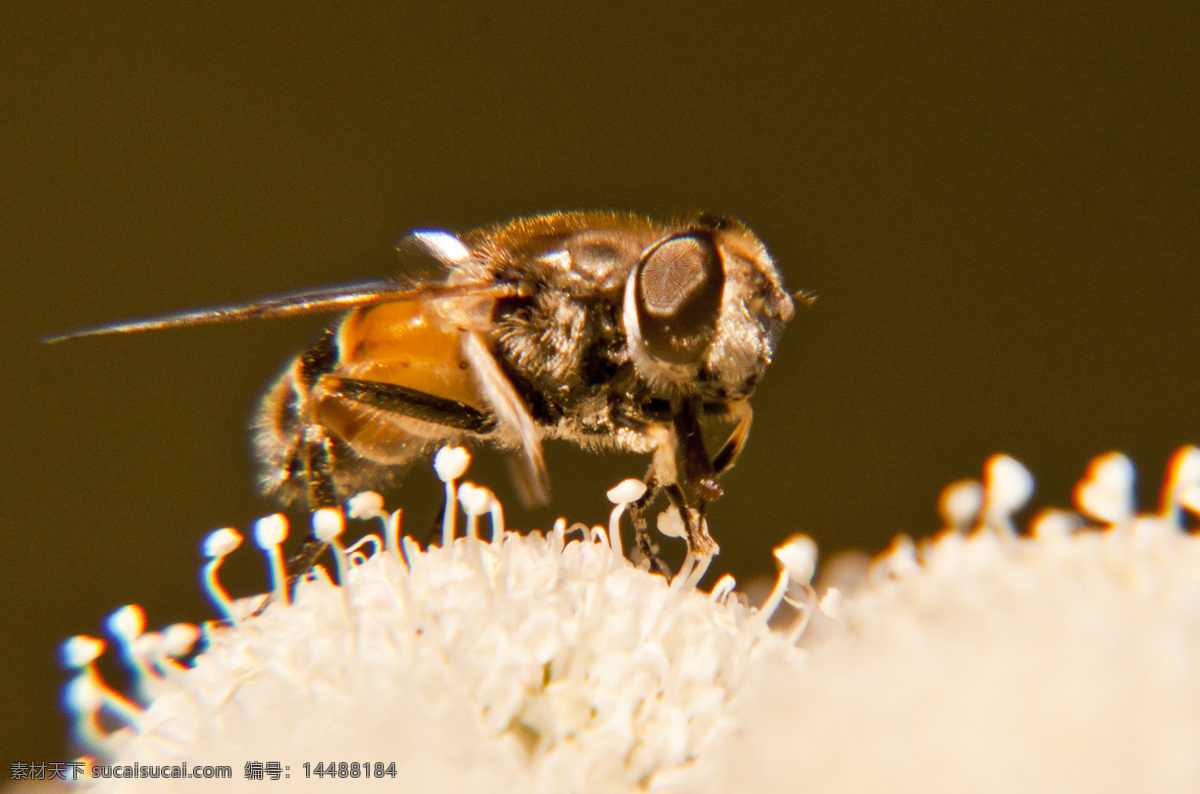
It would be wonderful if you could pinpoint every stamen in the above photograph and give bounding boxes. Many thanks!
[63,675,110,755]
[159,623,200,672]
[1162,446,1200,523]
[458,482,493,585]
[757,537,815,623]
[1030,509,1081,544]
[60,634,143,746]
[61,635,105,670]
[434,447,470,548]
[550,517,567,553]
[384,509,403,561]
[345,534,382,562]
[1075,452,1135,526]
[709,574,737,605]
[656,506,686,539]
[487,493,505,545]
[591,525,611,550]
[774,535,817,586]
[983,454,1034,535]
[606,479,647,563]
[313,508,354,627]
[684,553,712,589]
[818,587,843,619]
[130,632,169,696]
[783,586,816,645]
[673,551,697,592]
[313,508,350,587]
[347,491,387,523]
[939,479,983,532]
[253,513,290,606]
[458,482,491,540]
[106,604,145,645]
[775,537,818,644]
[201,528,243,625]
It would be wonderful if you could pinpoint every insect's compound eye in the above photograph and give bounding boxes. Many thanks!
[635,231,725,365]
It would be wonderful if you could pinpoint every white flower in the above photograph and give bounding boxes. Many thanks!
[63,447,1200,793]
[697,449,1200,794]
[64,449,807,792]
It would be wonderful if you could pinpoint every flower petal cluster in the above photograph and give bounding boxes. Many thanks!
[701,451,1200,794]
[64,448,1200,793]
[65,452,806,793]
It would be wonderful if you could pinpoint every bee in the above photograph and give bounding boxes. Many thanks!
[48,211,795,563]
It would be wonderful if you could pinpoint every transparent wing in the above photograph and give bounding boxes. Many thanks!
[462,330,551,507]
[44,278,517,343]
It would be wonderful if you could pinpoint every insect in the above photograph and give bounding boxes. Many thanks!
[48,211,795,564]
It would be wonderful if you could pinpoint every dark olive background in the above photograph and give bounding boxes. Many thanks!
[4,3,1199,767]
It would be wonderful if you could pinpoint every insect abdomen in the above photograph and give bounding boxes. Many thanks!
[335,300,483,409]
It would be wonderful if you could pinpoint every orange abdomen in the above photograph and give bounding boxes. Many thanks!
[334,300,485,410]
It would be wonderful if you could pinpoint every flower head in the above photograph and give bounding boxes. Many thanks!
[64,449,807,792]
[63,447,1200,792]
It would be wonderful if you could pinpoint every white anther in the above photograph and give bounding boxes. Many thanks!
[434,446,471,482]
[984,454,1035,520]
[312,509,345,542]
[253,514,289,548]
[607,479,647,505]
[819,587,843,619]
[203,528,243,559]
[347,492,386,520]
[656,506,687,539]
[458,483,492,516]
[161,624,200,659]
[774,535,818,585]
[202,530,243,625]
[1174,446,1200,483]
[939,479,983,530]
[1076,452,1136,524]
[107,605,145,642]
[606,480,646,565]
[62,636,105,669]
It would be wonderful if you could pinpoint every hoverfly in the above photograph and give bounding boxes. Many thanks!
[48,211,795,564]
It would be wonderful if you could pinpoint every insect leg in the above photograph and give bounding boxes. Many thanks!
[673,396,722,501]
[671,396,720,557]
[612,415,677,576]
[304,424,342,508]
[283,425,342,601]
[319,376,498,433]
[628,479,671,577]
[710,399,753,476]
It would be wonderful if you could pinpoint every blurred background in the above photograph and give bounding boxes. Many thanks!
[4,3,1198,766]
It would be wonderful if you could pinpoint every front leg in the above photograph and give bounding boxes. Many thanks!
[629,421,677,576]
[283,424,342,600]
[671,396,721,556]
[673,395,723,502]
[711,399,753,476]
[619,407,718,566]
